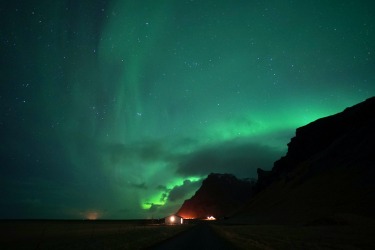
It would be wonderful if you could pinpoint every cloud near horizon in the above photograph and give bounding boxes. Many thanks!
[146,178,202,215]
[176,139,283,178]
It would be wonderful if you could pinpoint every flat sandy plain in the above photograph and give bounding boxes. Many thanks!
[0,220,193,250]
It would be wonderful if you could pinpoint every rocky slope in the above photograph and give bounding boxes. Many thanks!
[236,96,375,225]
[176,173,255,219]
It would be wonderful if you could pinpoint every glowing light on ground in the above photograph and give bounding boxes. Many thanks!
[206,216,216,220]
[85,211,100,220]
[178,211,197,220]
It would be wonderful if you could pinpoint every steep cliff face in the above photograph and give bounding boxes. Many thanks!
[239,97,375,225]
[176,173,255,219]
[256,96,375,192]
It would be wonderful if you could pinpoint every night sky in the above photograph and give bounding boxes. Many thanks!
[1,0,374,219]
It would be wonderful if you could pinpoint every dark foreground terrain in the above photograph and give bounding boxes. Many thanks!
[214,223,375,250]
[0,220,192,250]
[149,223,236,250]
[1,220,375,249]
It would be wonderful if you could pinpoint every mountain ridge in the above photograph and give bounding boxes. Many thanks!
[176,173,255,219]
[236,96,375,225]
[176,97,375,225]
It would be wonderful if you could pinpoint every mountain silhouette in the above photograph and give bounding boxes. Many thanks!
[176,173,255,219]
[235,96,375,225]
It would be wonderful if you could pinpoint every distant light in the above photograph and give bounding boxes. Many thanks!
[170,216,175,222]
[207,216,216,220]
[86,211,99,220]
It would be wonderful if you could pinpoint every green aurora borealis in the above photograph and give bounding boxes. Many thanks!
[1,0,374,219]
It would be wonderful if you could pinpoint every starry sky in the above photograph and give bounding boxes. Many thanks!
[1,0,374,219]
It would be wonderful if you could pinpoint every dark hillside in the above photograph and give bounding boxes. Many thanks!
[236,97,375,225]
[177,173,255,219]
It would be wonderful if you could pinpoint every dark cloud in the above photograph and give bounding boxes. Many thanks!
[101,137,215,173]
[147,201,184,217]
[155,185,171,203]
[129,182,148,190]
[160,193,168,203]
[170,137,200,149]
[147,179,202,213]
[167,179,202,202]
[102,137,205,167]
[156,184,168,191]
[103,140,173,166]
[146,179,203,216]
[176,140,283,178]
[148,203,164,213]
